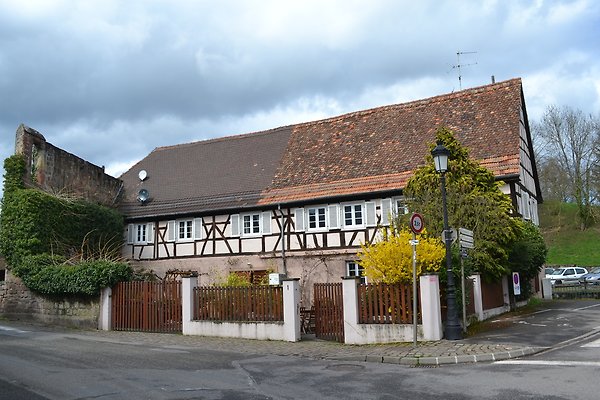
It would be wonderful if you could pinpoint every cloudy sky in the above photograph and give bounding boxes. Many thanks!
[1,0,598,200]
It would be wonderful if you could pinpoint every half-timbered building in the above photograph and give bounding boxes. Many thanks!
[118,78,541,303]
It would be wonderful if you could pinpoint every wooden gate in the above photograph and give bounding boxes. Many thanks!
[313,283,344,342]
[112,281,182,333]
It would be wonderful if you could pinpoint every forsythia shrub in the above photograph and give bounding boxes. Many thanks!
[220,272,252,287]
[358,229,445,284]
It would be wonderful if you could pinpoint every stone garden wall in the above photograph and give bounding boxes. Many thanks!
[0,269,100,328]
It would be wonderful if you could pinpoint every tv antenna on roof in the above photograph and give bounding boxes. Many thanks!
[452,51,478,90]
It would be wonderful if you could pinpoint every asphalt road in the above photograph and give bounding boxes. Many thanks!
[0,299,598,399]
[463,299,600,348]
[0,378,48,400]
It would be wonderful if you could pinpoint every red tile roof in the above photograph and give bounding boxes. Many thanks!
[119,78,528,219]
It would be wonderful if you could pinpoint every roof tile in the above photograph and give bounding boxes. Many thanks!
[119,78,526,218]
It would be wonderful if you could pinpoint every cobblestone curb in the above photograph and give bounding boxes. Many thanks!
[72,329,546,366]
[2,321,546,367]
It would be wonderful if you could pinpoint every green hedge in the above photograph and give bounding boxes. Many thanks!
[13,254,132,296]
[508,222,548,299]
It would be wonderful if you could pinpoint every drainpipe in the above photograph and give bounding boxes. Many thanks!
[278,204,288,276]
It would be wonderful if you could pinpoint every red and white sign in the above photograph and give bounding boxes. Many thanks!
[410,213,424,234]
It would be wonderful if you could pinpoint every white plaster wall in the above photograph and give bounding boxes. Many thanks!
[327,233,341,247]
[184,320,286,340]
[241,238,262,252]
[176,242,195,256]
[345,323,422,344]
[138,246,154,260]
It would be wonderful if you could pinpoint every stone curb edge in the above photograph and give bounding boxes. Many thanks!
[324,347,548,366]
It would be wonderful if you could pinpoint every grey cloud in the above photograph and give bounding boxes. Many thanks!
[1,0,599,201]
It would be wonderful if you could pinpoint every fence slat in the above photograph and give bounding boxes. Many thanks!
[191,285,283,322]
[313,283,344,342]
[357,283,415,324]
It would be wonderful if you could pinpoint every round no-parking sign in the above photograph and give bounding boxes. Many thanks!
[512,272,521,296]
[410,213,424,234]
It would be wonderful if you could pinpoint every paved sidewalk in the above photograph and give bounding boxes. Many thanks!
[50,327,544,366]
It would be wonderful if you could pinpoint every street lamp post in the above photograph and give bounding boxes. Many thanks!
[431,140,462,340]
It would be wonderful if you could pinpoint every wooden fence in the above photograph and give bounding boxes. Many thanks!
[193,285,283,322]
[357,283,417,324]
[112,281,182,333]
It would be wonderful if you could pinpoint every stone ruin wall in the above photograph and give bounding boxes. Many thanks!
[15,124,122,206]
[1,125,119,326]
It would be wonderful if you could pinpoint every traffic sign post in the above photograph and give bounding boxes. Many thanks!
[409,213,424,346]
[410,213,424,235]
[458,228,475,333]
[458,228,474,249]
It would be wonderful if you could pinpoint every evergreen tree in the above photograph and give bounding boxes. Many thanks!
[404,127,523,281]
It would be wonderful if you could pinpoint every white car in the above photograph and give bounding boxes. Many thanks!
[546,267,588,285]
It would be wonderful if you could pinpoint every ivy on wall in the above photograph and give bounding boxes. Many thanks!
[0,154,132,296]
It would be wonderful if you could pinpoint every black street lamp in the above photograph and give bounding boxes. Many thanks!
[431,140,462,340]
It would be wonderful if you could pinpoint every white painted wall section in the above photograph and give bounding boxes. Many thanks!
[181,276,301,342]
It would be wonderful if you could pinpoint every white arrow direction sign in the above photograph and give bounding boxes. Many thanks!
[459,228,474,249]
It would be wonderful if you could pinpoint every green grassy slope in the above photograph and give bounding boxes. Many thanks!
[539,201,600,266]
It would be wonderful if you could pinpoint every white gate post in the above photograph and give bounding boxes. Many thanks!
[98,287,112,331]
[282,278,301,342]
[419,274,443,341]
[541,278,553,300]
[182,275,198,335]
[342,277,360,344]
[469,274,484,321]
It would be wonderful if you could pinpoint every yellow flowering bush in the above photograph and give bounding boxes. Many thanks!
[358,228,445,284]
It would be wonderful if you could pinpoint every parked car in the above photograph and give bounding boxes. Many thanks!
[579,268,600,285]
[546,267,588,285]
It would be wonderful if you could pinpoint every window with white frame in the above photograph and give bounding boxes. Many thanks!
[243,213,261,235]
[307,206,327,230]
[343,203,364,228]
[230,212,271,237]
[178,220,193,241]
[167,218,202,242]
[395,199,409,215]
[136,223,147,243]
[127,222,154,245]
[346,261,366,284]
